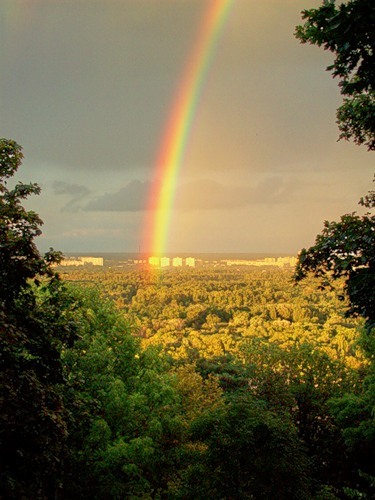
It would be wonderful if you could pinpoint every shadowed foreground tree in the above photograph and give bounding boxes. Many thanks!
[295,0,375,150]
[180,395,312,500]
[294,0,375,333]
[294,190,375,497]
[295,190,375,328]
[295,2,375,495]
[0,139,76,498]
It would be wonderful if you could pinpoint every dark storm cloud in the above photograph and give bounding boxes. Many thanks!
[53,181,91,212]
[84,180,151,212]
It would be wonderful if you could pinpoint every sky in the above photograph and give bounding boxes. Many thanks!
[1,0,373,256]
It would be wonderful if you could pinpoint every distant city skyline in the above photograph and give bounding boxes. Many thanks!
[2,0,373,254]
[57,253,298,270]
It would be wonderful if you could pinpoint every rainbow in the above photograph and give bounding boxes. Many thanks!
[144,0,233,257]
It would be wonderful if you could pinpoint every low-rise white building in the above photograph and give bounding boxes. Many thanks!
[149,256,160,266]
[172,257,183,267]
[161,257,170,267]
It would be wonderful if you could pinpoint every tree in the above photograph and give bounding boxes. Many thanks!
[181,395,312,499]
[0,139,61,303]
[0,139,75,498]
[294,0,375,330]
[294,191,375,328]
[295,0,375,150]
[295,4,375,495]
[61,286,190,499]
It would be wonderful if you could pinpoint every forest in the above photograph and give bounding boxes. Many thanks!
[59,266,373,498]
[63,266,365,369]
[1,0,375,498]
[3,252,374,498]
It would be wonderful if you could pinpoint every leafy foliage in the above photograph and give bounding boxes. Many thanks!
[0,139,75,498]
[295,203,375,326]
[295,0,375,149]
[295,3,375,494]
[63,266,371,498]
[183,396,312,500]
[0,139,62,304]
[61,287,190,499]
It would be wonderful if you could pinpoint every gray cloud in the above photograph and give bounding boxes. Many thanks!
[53,181,91,212]
[83,176,296,213]
[84,180,151,212]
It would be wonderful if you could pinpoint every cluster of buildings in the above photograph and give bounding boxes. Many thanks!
[57,256,104,267]
[148,256,196,268]
[146,256,297,269]
[55,255,298,270]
